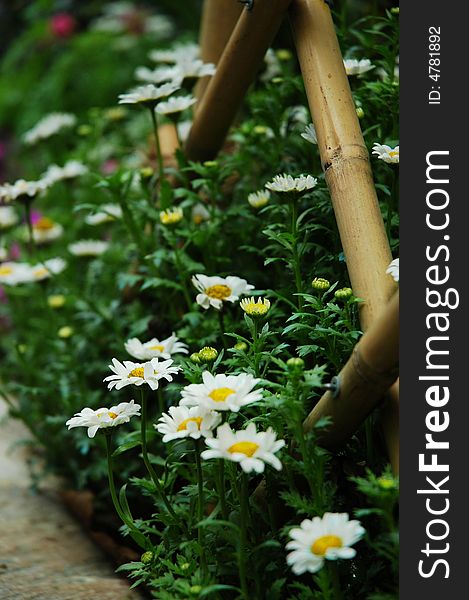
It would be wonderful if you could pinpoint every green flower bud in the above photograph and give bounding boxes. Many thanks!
[334,287,353,301]
[198,346,218,363]
[311,277,330,291]
[234,341,248,352]
[190,352,201,364]
[180,562,190,571]
[190,586,203,595]
[356,107,365,119]
[77,124,92,136]
[58,326,74,338]
[287,357,305,370]
[203,160,218,168]
[141,551,154,564]
[276,49,292,61]
[377,477,397,490]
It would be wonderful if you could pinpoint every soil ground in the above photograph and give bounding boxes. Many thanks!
[0,398,143,600]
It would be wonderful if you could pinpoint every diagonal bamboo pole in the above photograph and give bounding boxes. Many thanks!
[290,0,394,330]
[195,0,243,104]
[185,0,293,162]
[290,0,398,469]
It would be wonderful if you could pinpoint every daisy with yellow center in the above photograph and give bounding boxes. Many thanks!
[159,207,183,225]
[104,357,180,391]
[0,262,31,285]
[180,371,263,412]
[155,405,221,443]
[372,142,399,164]
[125,334,188,360]
[286,513,365,575]
[240,296,271,317]
[31,217,63,244]
[65,400,141,438]
[201,422,285,473]
[30,258,67,281]
[247,190,270,209]
[192,274,254,310]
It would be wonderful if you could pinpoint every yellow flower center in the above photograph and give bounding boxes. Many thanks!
[108,411,118,419]
[228,441,259,457]
[205,284,231,300]
[128,367,144,378]
[148,344,164,352]
[34,217,55,231]
[389,150,399,158]
[208,387,235,402]
[177,417,203,431]
[311,535,343,556]
[33,267,49,278]
[0,266,13,275]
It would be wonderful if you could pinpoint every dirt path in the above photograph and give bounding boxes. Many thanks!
[0,399,143,600]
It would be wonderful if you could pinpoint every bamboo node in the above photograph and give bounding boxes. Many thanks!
[352,347,398,394]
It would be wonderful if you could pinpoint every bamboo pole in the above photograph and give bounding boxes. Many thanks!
[290,0,394,330]
[185,0,292,162]
[303,291,399,446]
[195,0,243,104]
[158,123,180,168]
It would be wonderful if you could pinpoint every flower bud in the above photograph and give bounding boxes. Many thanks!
[190,586,203,595]
[334,287,353,301]
[287,357,305,370]
[58,326,73,338]
[311,277,330,291]
[198,346,218,363]
[141,551,154,564]
[48,294,66,308]
[240,296,271,317]
[234,341,248,352]
[190,352,201,364]
[356,107,365,119]
[377,477,397,490]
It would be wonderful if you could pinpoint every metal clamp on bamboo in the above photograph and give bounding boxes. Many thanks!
[185,0,292,162]
[195,0,243,104]
[290,0,394,330]
[303,291,399,446]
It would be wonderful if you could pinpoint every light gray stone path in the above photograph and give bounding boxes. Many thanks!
[0,399,143,600]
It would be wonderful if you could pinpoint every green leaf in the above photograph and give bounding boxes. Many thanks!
[112,440,142,457]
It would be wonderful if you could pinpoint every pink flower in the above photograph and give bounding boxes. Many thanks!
[50,13,76,39]
[101,159,119,175]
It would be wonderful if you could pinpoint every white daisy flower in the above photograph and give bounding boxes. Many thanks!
[156,405,222,443]
[343,58,374,76]
[301,123,318,145]
[0,262,32,286]
[104,357,180,391]
[372,142,399,164]
[30,258,67,281]
[149,43,200,64]
[156,95,197,116]
[286,513,365,575]
[135,65,180,84]
[0,179,48,203]
[191,202,210,224]
[248,190,270,209]
[118,83,180,106]
[68,239,110,257]
[265,174,318,194]
[386,258,399,282]
[66,400,141,438]
[192,274,254,310]
[125,334,188,360]
[85,204,123,225]
[159,207,183,225]
[172,59,216,82]
[201,422,285,473]
[41,160,88,186]
[0,206,19,229]
[31,217,63,244]
[23,112,76,145]
[180,371,263,412]
[240,296,271,317]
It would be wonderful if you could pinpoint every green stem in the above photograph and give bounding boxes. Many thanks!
[174,245,193,311]
[140,390,181,525]
[194,440,207,578]
[238,473,250,599]
[217,459,229,520]
[251,319,261,378]
[117,193,147,257]
[218,309,228,350]
[150,107,164,183]
[290,198,303,310]
[328,561,344,600]
[23,201,35,258]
